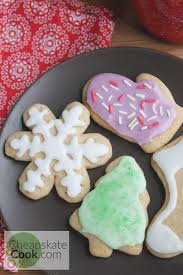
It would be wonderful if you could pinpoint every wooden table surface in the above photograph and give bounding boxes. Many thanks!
[1,1,183,274]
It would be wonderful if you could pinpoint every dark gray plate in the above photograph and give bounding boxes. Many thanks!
[0,47,183,275]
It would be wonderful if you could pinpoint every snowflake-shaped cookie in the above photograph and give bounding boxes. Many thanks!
[5,102,112,202]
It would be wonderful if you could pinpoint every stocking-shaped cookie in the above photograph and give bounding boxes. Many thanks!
[70,156,150,257]
[83,73,183,153]
[146,136,183,258]
[5,102,112,202]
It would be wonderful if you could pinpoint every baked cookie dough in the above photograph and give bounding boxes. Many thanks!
[70,156,150,257]
[5,102,112,202]
[83,73,183,153]
[146,136,183,258]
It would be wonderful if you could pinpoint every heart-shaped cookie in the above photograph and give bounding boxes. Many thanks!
[83,73,183,153]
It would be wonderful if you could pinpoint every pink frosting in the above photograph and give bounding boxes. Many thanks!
[86,73,176,145]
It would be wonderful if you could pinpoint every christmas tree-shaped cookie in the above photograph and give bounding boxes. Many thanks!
[70,156,150,257]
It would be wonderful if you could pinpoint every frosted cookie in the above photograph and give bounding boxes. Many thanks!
[83,73,183,153]
[146,136,183,258]
[5,102,112,202]
[70,156,150,257]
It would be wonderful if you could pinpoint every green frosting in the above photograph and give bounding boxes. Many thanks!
[78,156,146,249]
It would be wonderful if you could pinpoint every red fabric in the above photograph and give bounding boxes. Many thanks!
[133,0,183,43]
[0,0,114,128]
[0,0,114,271]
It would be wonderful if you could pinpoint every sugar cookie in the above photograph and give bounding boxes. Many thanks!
[70,156,150,257]
[5,102,112,202]
[83,73,183,153]
[146,136,183,258]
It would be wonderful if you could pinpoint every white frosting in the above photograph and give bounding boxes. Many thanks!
[147,139,183,254]
[11,135,31,158]
[10,105,109,197]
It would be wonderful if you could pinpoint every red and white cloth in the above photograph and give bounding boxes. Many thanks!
[0,0,114,271]
[0,0,114,128]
